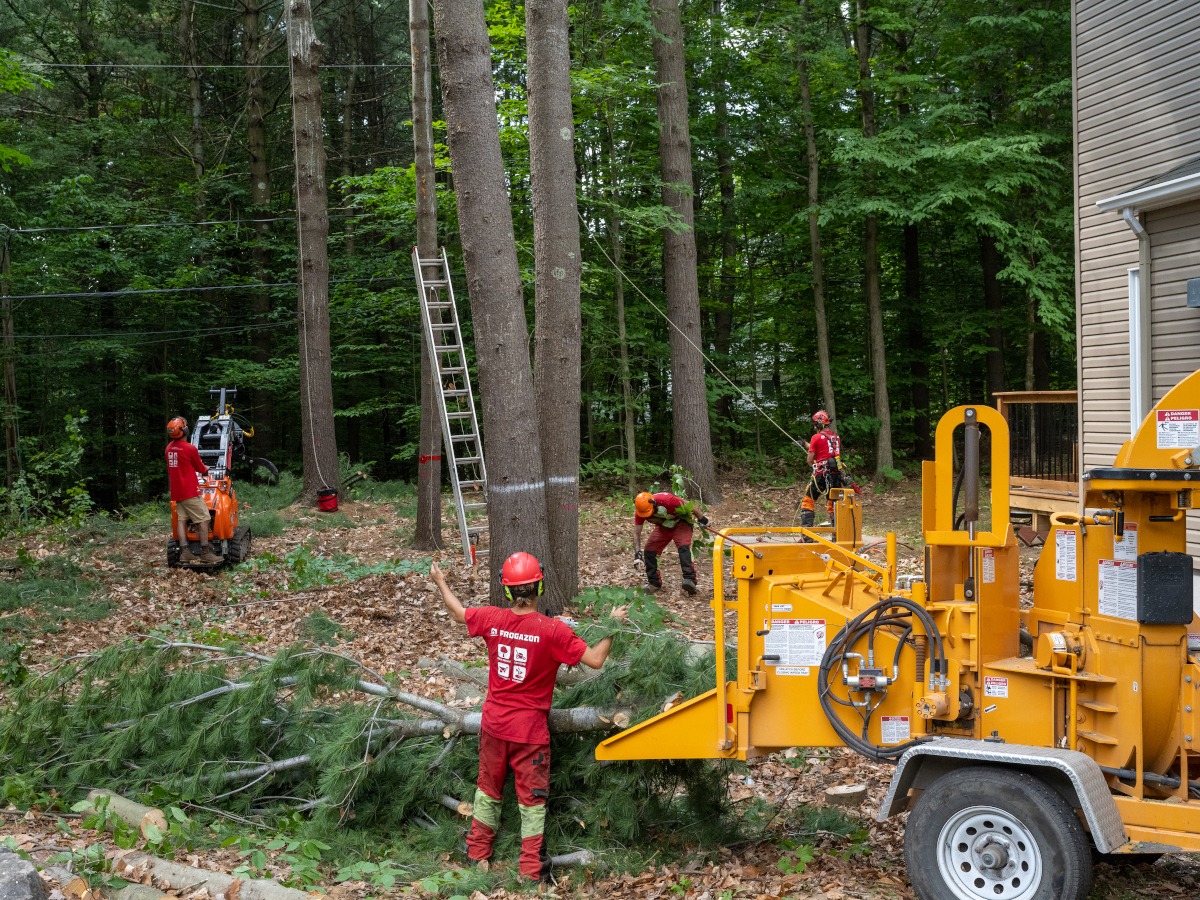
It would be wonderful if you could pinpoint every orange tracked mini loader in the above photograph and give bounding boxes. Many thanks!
[167,388,259,570]
[599,369,1200,900]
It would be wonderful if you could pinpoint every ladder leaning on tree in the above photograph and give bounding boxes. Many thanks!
[411,247,489,567]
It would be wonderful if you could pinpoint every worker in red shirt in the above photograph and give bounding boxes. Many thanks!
[801,410,845,535]
[633,490,707,595]
[430,553,626,883]
[165,416,221,565]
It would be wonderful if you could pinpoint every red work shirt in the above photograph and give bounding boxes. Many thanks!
[633,491,687,526]
[165,439,207,501]
[464,606,587,744]
[809,428,841,470]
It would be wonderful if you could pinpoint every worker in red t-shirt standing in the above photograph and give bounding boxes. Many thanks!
[430,554,626,883]
[165,416,221,565]
[800,410,845,536]
[633,490,707,595]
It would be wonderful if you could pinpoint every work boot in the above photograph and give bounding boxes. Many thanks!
[179,547,200,565]
[643,550,662,592]
[799,508,815,542]
[199,546,224,565]
[678,546,697,595]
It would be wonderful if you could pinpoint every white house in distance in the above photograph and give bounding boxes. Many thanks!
[1073,0,1200,599]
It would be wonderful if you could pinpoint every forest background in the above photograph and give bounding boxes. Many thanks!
[0,0,1074,521]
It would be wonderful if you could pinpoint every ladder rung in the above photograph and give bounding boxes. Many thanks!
[447,411,472,419]
[426,301,453,309]
[445,389,471,397]
[467,525,488,534]
[459,480,486,490]
[431,323,457,330]
[451,433,478,442]
[463,502,487,510]
[417,257,445,266]
[441,365,466,373]
[455,456,482,465]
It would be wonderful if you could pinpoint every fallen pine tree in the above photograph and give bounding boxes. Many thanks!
[0,588,749,865]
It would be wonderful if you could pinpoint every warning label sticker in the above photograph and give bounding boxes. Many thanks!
[880,716,911,744]
[1156,409,1200,449]
[764,619,827,667]
[1098,558,1138,620]
[981,548,995,584]
[775,667,811,677]
[983,676,1009,698]
[1055,529,1077,582]
[1113,522,1138,561]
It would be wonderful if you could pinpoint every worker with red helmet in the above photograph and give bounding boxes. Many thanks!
[429,554,626,883]
[801,409,846,535]
[165,416,221,565]
[633,490,707,595]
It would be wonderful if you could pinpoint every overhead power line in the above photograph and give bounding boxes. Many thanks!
[26,62,409,71]
[14,321,290,339]
[1,211,376,234]
[2,275,407,301]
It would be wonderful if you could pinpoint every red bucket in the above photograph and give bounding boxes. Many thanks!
[317,487,338,512]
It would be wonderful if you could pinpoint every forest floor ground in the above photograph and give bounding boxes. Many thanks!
[2,471,1199,900]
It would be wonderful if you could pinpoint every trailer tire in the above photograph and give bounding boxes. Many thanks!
[905,766,1092,900]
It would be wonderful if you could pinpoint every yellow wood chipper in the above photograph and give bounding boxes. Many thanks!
[598,370,1200,900]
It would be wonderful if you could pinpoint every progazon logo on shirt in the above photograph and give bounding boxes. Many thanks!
[490,627,498,637]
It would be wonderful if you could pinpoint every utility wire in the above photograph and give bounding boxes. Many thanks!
[580,211,806,450]
[2,275,405,301]
[1,211,375,234]
[24,62,409,71]
[14,322,290,340]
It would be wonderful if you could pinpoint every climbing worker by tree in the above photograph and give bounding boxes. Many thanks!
[800,410,854,536]
[165,416,221,565]
[633,490,707,595]
[429,554,627,883]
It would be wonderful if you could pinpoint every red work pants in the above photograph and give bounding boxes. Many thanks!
[465,730,551,881]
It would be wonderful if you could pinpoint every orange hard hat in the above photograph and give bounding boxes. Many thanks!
[166,416,188,439]
[813,410,831,427]
[500,551,544,586]
[634,491,655,518]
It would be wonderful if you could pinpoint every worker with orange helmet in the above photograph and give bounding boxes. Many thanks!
[800,409,848,535]
[430,554,626,883]
[633,490,707,595]
[165,416,221,565]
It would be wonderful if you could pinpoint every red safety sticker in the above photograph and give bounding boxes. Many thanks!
[418,455,443,463]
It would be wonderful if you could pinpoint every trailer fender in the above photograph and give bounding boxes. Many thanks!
[875,737,1127,854]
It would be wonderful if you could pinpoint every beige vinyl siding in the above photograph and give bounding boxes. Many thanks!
[1074,0,1200,507]
[1145,199,1200,556]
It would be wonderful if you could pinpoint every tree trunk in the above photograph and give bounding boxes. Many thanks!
[179,0,204,188]
[410,0,445,551]
[604,100,637,496]
[287,0,340,501]
[798,0,835,424]
[527,0,582,608]
[243,0,275,455]
[650,0,720,504]
[854,0,892,475]
[712,0,736,438]
[339,0,360,257]
[981,233,1006,400]
[904,224,932,458]
[1,236,15,490]
[433,0,552,604]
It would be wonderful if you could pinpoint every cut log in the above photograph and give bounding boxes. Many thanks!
[548,849,595,868]
[438,794,473,817]
[82,790,169,840]
[113,852,314,900]
[823,784,868,807]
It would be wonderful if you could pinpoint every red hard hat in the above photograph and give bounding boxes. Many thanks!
[500,551,544,586]
[166,416,188,439]
[813,410,831,427]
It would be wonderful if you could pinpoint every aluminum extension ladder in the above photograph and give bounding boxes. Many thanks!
[412,247,489,566]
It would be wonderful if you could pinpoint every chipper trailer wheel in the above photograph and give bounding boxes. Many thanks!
[904,766,1092,900]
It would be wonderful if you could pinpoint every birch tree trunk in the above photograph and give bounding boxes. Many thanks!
[650,0,720,504]
[179,0,204,188]
[287,0,340,501]
[854,0,892,475]
[527,0,581,608]
[797,0,835,424]
[433,0,552,603]
[410,0,445,551]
